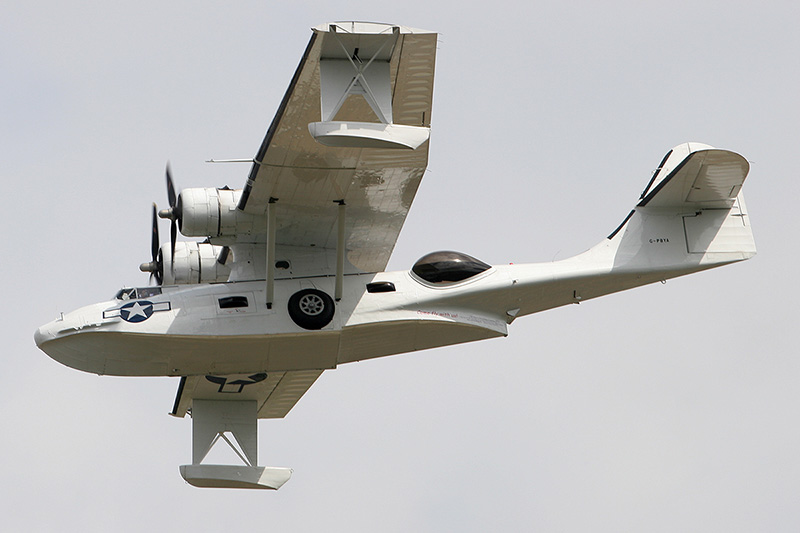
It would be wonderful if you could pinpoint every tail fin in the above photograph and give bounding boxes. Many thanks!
[606,142,755,276]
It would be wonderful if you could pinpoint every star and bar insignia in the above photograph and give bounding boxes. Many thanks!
[103,300,171,322]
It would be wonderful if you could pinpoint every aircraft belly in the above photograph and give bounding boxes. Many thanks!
[338,318,505,364]
[38,330,339,377]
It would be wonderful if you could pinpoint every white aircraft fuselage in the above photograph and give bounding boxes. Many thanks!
[35,207,751,379]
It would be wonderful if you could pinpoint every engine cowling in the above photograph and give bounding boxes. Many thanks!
[161,241,231,284]
[178,188,265,238]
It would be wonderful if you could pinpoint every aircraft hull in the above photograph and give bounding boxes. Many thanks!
[35,320,503,376]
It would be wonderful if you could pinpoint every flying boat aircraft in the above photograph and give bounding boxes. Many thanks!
[35,21,756,489]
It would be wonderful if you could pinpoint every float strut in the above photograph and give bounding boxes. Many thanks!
[179,399,293,490]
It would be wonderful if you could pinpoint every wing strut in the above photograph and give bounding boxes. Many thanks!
[266,198,277,309]
[335,200,346,301]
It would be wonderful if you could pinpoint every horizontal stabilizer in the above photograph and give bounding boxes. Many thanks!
[638,143,749,208]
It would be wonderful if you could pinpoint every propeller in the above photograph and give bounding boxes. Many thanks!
[158,164,180,270]
[139,203,164,284]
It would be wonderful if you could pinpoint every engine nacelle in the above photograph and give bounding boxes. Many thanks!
[178,188,265,238]
[161,241,231,285]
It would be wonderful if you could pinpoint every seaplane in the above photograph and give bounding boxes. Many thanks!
[34,22,756,489]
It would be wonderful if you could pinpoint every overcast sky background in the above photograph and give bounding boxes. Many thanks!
[4,1,799,531]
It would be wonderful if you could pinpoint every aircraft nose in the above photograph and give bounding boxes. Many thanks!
[34,320,57,347]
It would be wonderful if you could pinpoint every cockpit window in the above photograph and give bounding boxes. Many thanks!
[114,287,162,300]
[136,287,162,299]
[411,251,491,284]
[115,288,136,300]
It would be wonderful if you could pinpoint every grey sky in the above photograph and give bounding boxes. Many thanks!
[4,1,799,531]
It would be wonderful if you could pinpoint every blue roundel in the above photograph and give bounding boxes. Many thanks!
[119,300,154,323]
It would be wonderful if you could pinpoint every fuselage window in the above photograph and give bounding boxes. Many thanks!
[367,281,396,293]
[411,251,491,284]
[219,296,249,309]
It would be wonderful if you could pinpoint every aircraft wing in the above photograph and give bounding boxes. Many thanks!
[235,22,437,274]
[171,370,324,419]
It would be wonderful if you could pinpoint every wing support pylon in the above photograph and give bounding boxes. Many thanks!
[179,399,292,490]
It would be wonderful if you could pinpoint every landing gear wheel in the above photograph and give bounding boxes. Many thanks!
[288,289,335,330]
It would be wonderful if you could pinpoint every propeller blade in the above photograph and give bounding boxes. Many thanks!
[152,202,163,285]
[150,203,160,263]
[163,163,179,276]
[170,218,177,271]
[166,164,177,209]
[140,203,165,285]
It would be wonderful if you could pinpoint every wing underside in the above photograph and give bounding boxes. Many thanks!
[235,23,437,274]
[171,370,324,419]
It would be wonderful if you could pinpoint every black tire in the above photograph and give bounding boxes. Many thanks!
[287,289,335,330]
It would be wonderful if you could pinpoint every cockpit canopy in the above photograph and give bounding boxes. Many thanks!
[114,287,163,300]
[411,251,491,284]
